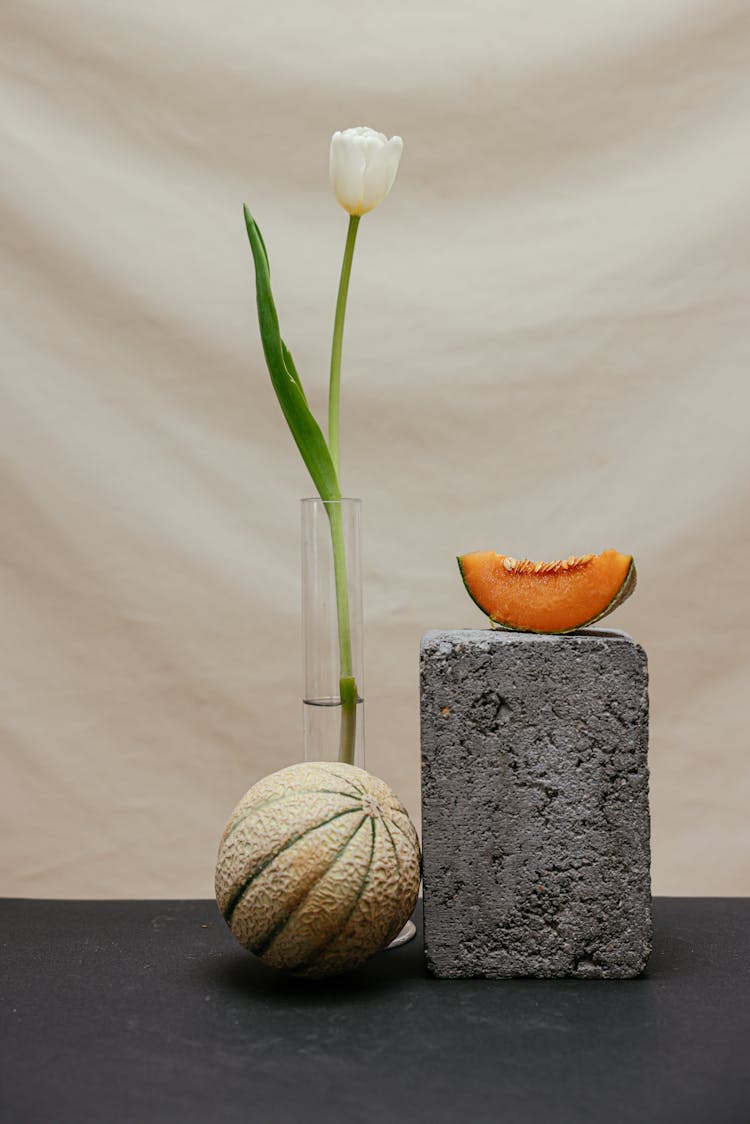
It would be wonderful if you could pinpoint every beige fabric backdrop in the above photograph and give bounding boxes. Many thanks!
[2,0,749,898]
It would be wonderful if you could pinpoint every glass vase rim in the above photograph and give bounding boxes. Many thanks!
[300,496,362,505]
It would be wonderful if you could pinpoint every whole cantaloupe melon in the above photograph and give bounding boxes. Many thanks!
[215,761,421,978]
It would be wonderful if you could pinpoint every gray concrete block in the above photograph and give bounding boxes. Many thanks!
[420,628,651,978]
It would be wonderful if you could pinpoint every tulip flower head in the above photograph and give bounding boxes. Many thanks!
[329,127,403,216]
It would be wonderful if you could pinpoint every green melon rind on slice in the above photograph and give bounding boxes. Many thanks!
[456,555,637,635]
[581,557,637,627]
[456,553,487,619]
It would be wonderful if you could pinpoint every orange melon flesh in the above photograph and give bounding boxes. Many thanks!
[457,549,636,634]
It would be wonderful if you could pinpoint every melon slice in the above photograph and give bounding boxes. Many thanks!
[457,549,636,634]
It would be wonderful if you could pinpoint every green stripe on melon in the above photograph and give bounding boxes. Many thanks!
[222,806,364,924]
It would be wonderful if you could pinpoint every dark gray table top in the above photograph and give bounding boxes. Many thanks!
[1,897,749,1124]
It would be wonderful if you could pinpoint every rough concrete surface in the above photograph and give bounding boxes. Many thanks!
[420,628,651,978]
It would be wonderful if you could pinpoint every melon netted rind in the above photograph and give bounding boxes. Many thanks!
[457,552,637,635]
[215,762,421,979]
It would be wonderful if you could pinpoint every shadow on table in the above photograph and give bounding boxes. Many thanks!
[194,915,429,1004]
[190,896,738,1008]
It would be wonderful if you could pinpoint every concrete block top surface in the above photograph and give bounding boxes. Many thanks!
[422,625,643,653]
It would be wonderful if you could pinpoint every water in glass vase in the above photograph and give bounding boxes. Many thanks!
[303,696,365,766]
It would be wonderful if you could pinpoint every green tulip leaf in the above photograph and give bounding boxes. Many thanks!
[252,222,305,402]
[243,206,339,501]
[253,217,270,272]
[280,339,307,406]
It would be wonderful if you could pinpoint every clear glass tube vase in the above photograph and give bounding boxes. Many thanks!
[301,497,364,768]
[300,496,415,950]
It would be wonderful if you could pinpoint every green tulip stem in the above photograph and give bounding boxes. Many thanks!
[327,213,361,764]
[328,214,360,479]
[326,496,358,765]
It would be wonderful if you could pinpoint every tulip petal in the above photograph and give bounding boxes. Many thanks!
[381,136,403,191]
[330,131,367,215]
[359,135,403,214]
[328,130,344,188]
[348,125,387,144]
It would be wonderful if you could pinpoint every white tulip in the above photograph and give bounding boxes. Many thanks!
[329,127,403,216]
